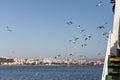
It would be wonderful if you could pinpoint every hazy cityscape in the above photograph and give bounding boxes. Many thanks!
[0,56,104,66]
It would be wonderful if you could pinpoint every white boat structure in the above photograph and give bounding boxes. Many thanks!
[101,0,120,80]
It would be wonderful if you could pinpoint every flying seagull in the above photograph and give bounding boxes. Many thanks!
[69,37,79,43]
[96,3,101,7]
[73,37,79,41]
[77,25,81,28]
[80,29,85,34]
[102,32,107,36]
[104,22,108,25]
[84,34,92,41]
[81,43,87,47]
[97,26,105,29]
[84,37,89,41]
[69,54,73,56]
[96,0,102,7]
[6,26,12,32]
[66,21,73,25]
[88,34,93,39]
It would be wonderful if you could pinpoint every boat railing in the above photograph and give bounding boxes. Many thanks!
[101,31,111,80]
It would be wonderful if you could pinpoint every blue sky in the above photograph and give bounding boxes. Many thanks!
[0,0,114,59]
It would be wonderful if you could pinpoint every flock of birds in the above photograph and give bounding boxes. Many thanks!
[54,20,108,59]
[71,0,107,43]
[65,20,108,59]
[59,0,109,59]
[66,20,108,47]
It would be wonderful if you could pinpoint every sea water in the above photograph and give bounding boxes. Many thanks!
[0,65,103,80]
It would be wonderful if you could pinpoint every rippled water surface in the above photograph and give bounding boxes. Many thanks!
[0,65,103,80]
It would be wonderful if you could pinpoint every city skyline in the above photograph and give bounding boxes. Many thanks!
[0,0,113,59]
